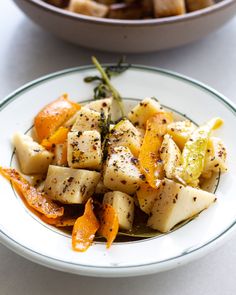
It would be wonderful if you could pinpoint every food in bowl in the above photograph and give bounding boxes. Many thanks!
[0,58,227,252]
[43,0,216,19]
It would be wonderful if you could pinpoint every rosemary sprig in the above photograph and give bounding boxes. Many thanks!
[84,56,130,117]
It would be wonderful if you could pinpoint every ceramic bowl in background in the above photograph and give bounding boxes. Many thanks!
[13,0,236,53]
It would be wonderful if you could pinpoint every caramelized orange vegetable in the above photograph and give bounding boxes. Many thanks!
[34,94,80,141]
[41,126,69,150]
[72,198,100,252]
[98,203,119,248]
[0,167,64,218]
[139,112,173,188]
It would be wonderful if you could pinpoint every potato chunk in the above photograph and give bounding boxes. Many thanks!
[137,182,160,215]
[103,146,142,194]
[153,0,186,17]
[71,108,101,132]
[44,165,100,204]
[160,134,181,179]
[13,133,53,175]
[109,119,141,157]
[148,179,216,232]
[85,98,112,118]
[103,191,134,230]
[67,130,102,170]
[186,0,214,12]
[167,120,196,150]
[68,0,108,17]
[128,97,162,128]
[202,137,227,178]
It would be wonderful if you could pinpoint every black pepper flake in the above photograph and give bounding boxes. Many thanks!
[193,197,197,202]
[121,180,127,185]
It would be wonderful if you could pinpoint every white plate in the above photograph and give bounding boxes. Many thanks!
[0,65,236,277]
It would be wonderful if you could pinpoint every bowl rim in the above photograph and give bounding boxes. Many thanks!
[17,0,236,27]
[1,64,236,277]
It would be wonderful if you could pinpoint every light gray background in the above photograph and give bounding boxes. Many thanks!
[1,1,236,294]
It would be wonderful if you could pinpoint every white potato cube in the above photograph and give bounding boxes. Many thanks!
[153,0,186,17]
[68,0,108,17]
[128,97,162,128]
[67,130,102,170]
[85,98,112,118]
[44,165,101,204]
[103,146,142,195]
[13,133,53,175]
[160,134,181,179]
[148,179,216,232]
[103,191,134,230]
[202,137,227,177]
[71,107,101,132]
[109,119,141,157]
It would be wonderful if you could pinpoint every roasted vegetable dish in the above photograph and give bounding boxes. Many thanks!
[43,0,216,19]
[0,58,227,252]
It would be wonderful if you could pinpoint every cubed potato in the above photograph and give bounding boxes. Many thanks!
[160,134,181,179]
[148,179,216,232]
[137,182,160,215]
[103,146,142,194]
[71,108,101,132]
[153,0,186,17]
[202,137,227,177]
[109,119,141,157]
[128,97,162,128]
[52,143,68,166]
[67,130,102,170]
[103,191,134,230]
[186,0,214,12]
[13,133,53,175]
[166,120,196,150]
[44,165,101,204]
[68,0,108,17]
[85,98,112,118]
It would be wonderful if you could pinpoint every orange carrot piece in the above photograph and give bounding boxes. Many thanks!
[139,112,173,188]
[72,198,100,252]
[98,203,119,249]
[41,126,69,150]
[34,94,80,141]
[0,167,64,218]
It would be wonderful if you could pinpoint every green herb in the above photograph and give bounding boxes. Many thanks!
[84,56,130,117]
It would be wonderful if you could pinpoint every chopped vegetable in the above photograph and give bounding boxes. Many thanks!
[44,165,101,204]
[139,112,173,188]
[166,120,196,150]
[176,117,223,185]
[34,94,80,141]
[103,191,134,231]
[136,182,160,215]
[98,203,119,248]
[41,126,69,150]
[72,198,100,252]
[13,133,53,175]
[0,167,64,218]
[148,179,216,232]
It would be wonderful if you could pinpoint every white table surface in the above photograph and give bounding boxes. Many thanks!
[1,1,236,294]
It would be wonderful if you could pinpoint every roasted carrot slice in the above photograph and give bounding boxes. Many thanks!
[34,94,80,141]
[139,112,173,188]
[0,167,64,218]
[98,203,119,248]
[72,198,100,252]
[41,126,69,150]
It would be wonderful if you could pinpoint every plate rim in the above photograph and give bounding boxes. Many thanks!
[1,64,236,276]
